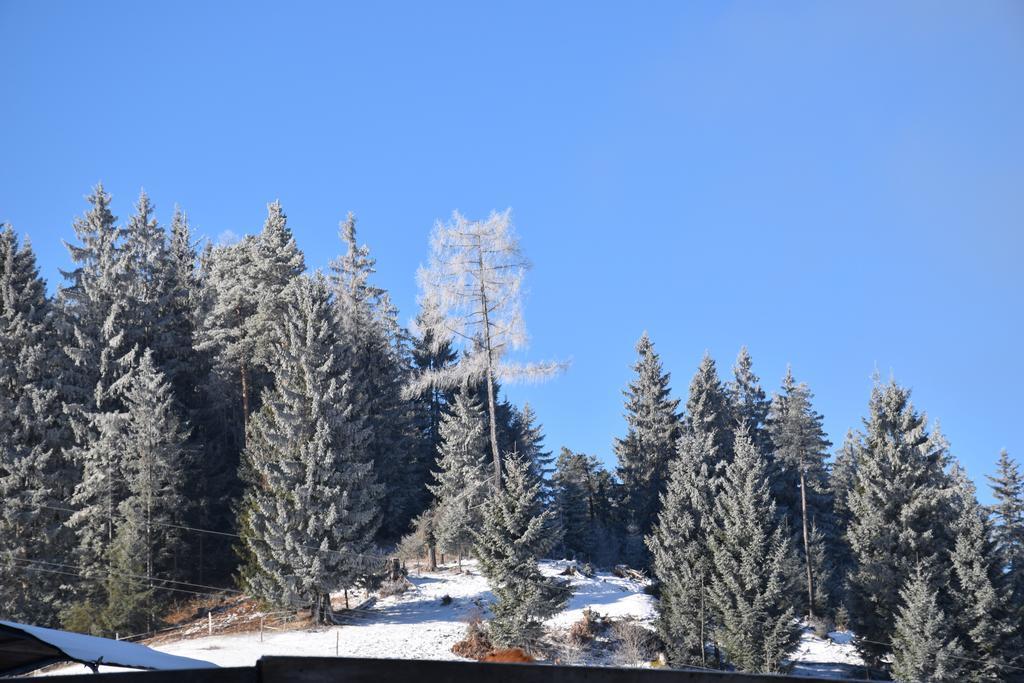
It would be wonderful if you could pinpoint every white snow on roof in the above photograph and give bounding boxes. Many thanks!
[0,620,217,671]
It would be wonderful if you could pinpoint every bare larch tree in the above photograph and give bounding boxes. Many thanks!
[407,209,563,491]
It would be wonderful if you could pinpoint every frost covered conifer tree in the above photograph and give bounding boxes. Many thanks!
[552,448,618,564]
[614,333,680,541]
[828,430,859,585]
[890,565,964,683]
[472,454,569,647]
[987,449,1024,637]
[330,214,414,540]
[646,428,719,667]
[683,353,734,476]
[0,224,74,625]
[198,201,304,437]
[59,187,154,591]
[408,302,458,518]
[409,210,563,490]
[117,351,189,585]
[707,432,800,673]
[948,483,1012,681]
[845,381,959,667]
[726,347,771,457]
[646,353,734,667]
[58,184,134,414]
[766,368,832,620]
[238,275,382,622]
[428,390,490,560]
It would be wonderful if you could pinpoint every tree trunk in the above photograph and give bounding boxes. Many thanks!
[240,359,250,438]
[476,238,502,492]
[699,574,707,668]
[428,543,437,572]
[800,468,815,621]
[484,368,502,490]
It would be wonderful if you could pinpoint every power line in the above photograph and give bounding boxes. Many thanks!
[12,561,237,601]
[33,503,391,566]
[6,553,242,596]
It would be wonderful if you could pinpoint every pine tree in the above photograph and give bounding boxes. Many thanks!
[646,428,718,667]
[197,201,304,437]
[948,480,1013,681]
[428,391,490,560]
[846,381,959,667]
[238,274,382,622]
[0,224,74,625]
[472,454,570,647]
[196,235,259,436]
[766,368,832,620]
[891,565,964,682]
[614,333,681,542]
[330,213,414,540]
[707,432,801,674]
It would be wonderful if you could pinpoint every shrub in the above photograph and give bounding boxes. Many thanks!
[568,608,601,645]
[452,613,493,660]
[611,619,656,667]
[378,578,410,598]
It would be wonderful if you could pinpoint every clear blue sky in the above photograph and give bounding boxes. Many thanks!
[2,1,1022,501]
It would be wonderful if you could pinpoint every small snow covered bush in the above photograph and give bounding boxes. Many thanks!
[378,578,410,598]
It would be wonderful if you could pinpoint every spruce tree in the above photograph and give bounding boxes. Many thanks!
[683,353,734,476]
[987,448,1024,642]
[428,390,491,560]
[726,347,771,457]
[117,351,189,585]
[647,353,734,667]
[646,429,718,667]
[408,302,458,520]
[0,224,74,625]
[238,274,382,622]
[472,454,569,648]
[891,565,964,682]
[330,213,414,540]
[949,480,1013,681]
[553,448,619,564]
[845,381,959,667]
[707,432,801,674]
[826,430,860,613]
[58,183,133,413]
[59,187,151,594]
[766,368,832,620]
[614,333,681,545]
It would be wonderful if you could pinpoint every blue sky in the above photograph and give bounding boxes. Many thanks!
[2,1,1022,500]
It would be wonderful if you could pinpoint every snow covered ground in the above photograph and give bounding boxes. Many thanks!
[42,560,862,679]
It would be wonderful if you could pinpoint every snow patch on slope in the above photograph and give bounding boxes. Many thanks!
[43,560,861,679]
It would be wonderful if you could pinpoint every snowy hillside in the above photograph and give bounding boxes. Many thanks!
[44,560,862,679]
